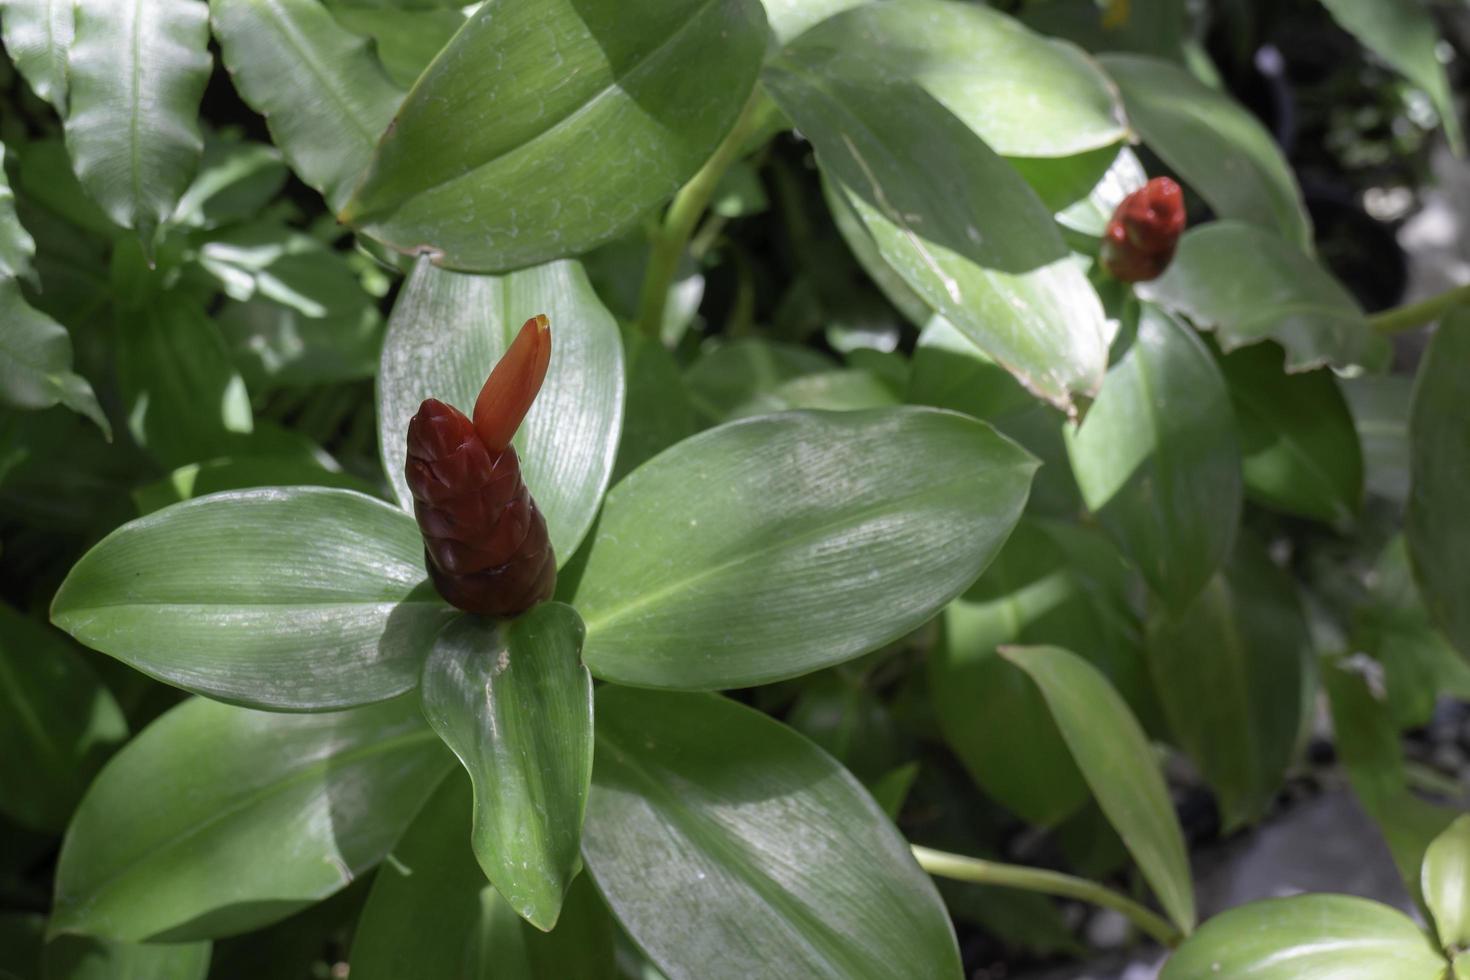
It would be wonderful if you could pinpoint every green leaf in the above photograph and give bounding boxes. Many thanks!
[0,141,36,281]
[327,5,464,88]
[583,687,962,980]
[51,695,452,941]
[210,0,402,211]
[51,487,456,711]
[419,605,592,931]
[1217,340,1363,524]
[931,520,1151,826]
[1099,54,1311,249]
[614,333,697,484]
[1146,537,1310,830]
[1407,307,1470,662]
[114,292,254,468]
[683,338,835,425]
[1000,645,1195,933]
[0,604,127,832]
[758,0,864,45]
[0,0,73,107]
[341,0,768,272]
[821,174,932,329]
[907,316,1033,422]
[350,774,615,980]
[42,937,211,980]
[1160,894,1445,980]
[790,0,1126,157]
[1021,0,1187,61]
[1319,0,1462,154]
[729,369,900,419]
[1344,374,1412,504]
[1425,815,1470,953]
[64,0,211,247]
[0,279,108,436]
[376,259,624,564]
[1141,222,1389,373]
[1056,146,1149,238]
[0,912,43,980]
[764,48,1108,414]
[131,455,377,516]
[573,408,1036,689]
[1065,305,1240,609]
[170,134,288,231]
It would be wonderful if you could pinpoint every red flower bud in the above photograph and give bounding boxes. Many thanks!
[1100,177,1186,283]
[405,315,556,617]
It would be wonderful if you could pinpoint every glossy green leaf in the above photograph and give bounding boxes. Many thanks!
[351,774,615,980]
[1000,645,1195,933]
[822,174,932,329]
[1142,222,1389,373]
[51,487,456,711]
[1408,308,1470,662]
[1344,374,1412,504]
[0,604,126,832]
[614,333,696,484]
[210,0,402,211]
[1065,305,1240,609]
[377,259,624,563]
[1099,54,1311,248]
[51,695,452,941]
[42,937,211,980]
[0,279,108,436]
[341,0,768,272]
[131,455,377,516]
[1217,341,1363,524]
[328,5,464,88]
[1425,815,1470,952]
[419,605,592,930]
[931,520,1151,826]
[1161,894,1445,980]
[0,0,72,107]
[765,48,1108,413]
[791,0,1126,157]
[583,687,962,980]
[1319,0,1462,154]
[683,338,835,424]
[574,408,1036,689]
[1146,537,1310,830]
[64,0,211,246]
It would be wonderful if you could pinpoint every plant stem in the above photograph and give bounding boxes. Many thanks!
[1369,282,1470,335]
[910,844,1184,948]
[636,88,769,340]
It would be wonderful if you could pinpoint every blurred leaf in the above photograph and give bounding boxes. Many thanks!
[341,0,767,272]
[1147,537,1310,830]
[377,259,624,564]
[51,695,452,941]
[765,48,1108,414]
[131,455,376,516]
[729,368,900,419]
[0,913,43,980]
[613,333,696,484]
[328,4,464,87]
[211,0,402,210]
[684,338,835,424]
[170,134,288,231]
[1159,894,1444,980]
[758,0,865,45]
[1001,645,1195,933]
[573,408,1036,689]
[1100,54,1311,249]
[0,604,127,833]
[822,174,932,328]
[0,0,72,107]
[51,487,455,711]
[419,606,592,931]
[1142,222,1388,372]
[583,687,962,979]
[787,673,900,782]
[1424,815,1470,952]
[1343,374,1412,505]
[1057,146,1149,238]
[64,0,211,247]
[1022,0,1186,61]
[907,316,1038,422]
[1407,308,1470,662]
[1065,305,1240,609]
[0,280,108,436]
[0,141,35,281]
[42,937,210,980]
[711,159,768,217]
[351,774,615,980]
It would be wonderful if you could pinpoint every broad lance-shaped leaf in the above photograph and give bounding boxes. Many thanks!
[51,487,457,712]
[51,695,453,941]
[42,937,211,980]
[1000,645,1196,933]
[1099,54,1311,250]
[583,687,962,980]
[1141,222,1389,373]
[327,5,465,89]
[1160,894,1446,980]
[340,0,768,272]
[419,606,592,931]
[0,0,73,108]
[65,0,211,246]
[378,259,623,564]
[1424,815,1470,953]
[1146,536,1310,830]
[1408,308,1470,663]
[572,407,1036,690]
[351,774,615,980]
[210,0,402,211]
[764,49,1108,413]
[1065,304,1241,610]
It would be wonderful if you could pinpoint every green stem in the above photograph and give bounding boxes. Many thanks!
[636,88,769,340]
[910,845,1183,949]
[1369,282,1470,335]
